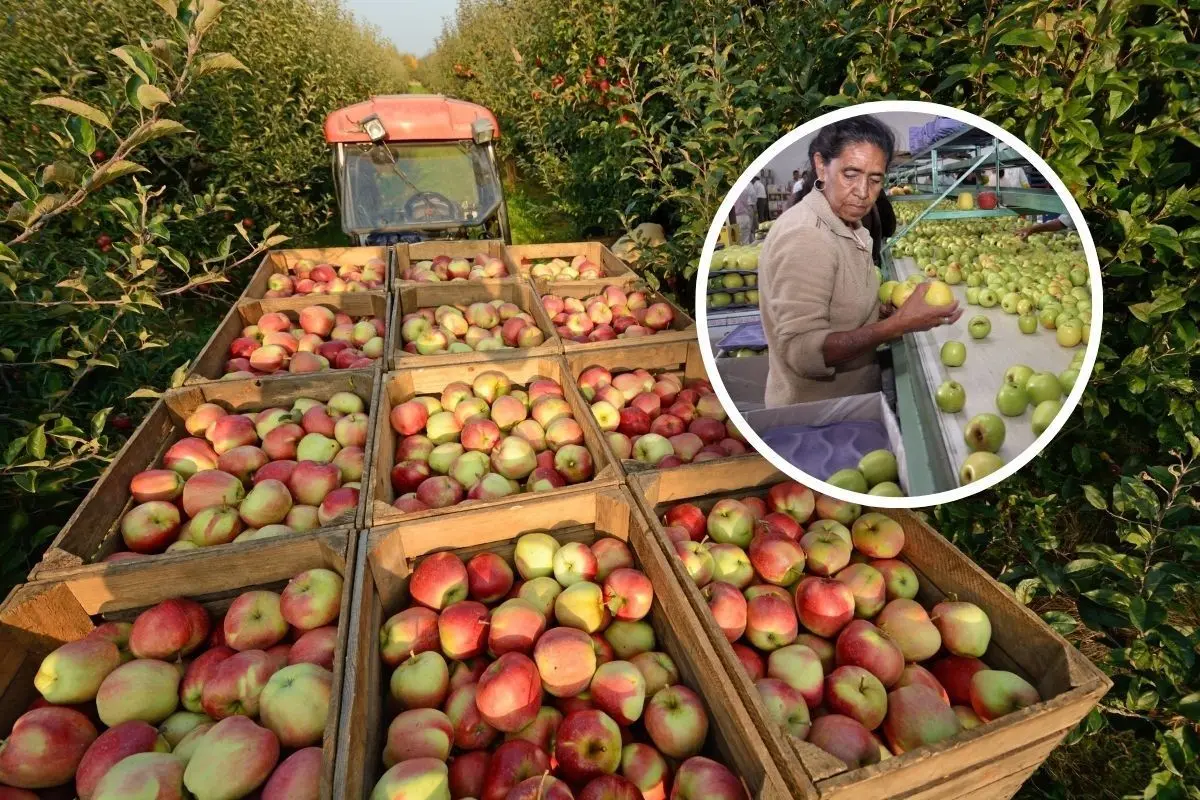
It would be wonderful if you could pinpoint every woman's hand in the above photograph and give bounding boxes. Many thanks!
[892,282,963,333]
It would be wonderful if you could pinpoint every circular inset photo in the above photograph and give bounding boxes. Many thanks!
[697,101,1102,507]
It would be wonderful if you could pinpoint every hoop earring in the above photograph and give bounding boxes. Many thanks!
[815,178,825,190]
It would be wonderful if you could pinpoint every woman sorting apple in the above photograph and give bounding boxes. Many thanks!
[758,116,962,406]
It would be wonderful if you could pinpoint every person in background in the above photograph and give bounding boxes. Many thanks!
[734,187,756,245]
[757,115,961,407]
[791,169,804,196]
[862,191,895,266]
[1017,213,1075,239]
[752,176,769,226]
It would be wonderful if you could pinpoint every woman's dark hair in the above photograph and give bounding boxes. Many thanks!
[791,115,896,206]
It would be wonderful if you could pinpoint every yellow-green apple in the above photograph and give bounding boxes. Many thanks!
[327,391,364,416]
[631,432,672,466]
[437,382,471,412]
[749,532,807,586]
[814,495,861,526]
[180,646,235,712]
[333,412,368,448]
[756,677,812,738]
[514,532,560,579]
[390,650,449,710]
[130,469,186,503]
[384,708,453,766]
[75,720,169,799]
[183,715,279,799]
[289,625,337,670]
[427,443,465,475]
[507,775,573,800]
[620,743,669,800]
[796,529,851,577]
[534,626,597,697]
[511,420,547,452]
[930,601,992,658]
[870,559,920,600]
[555,709,623,782]
[605,432,632,460]
[91,751,183,800]
[201,649,276,719]
[883,684,962,754]
[826,665,887,729]
[471,370,512,404]
[794,577,856,638]
[555,581,609,633]
[0,706,96,789]
[953,704,984,730]
[262,746,321,800]
[766,644,824,708]
[708,544,754,588]
[480,740,551,800]
[626,652,677,700]
[186,403,228,437]
[969,670,1040,721]
[164,437,220,479]
[850,513,905,559]
[379,607,439,667]
[453,397,490,427]
[259,663,332,748]
[554,444,594,483]
[239,479,294,528]
[794,633,835,674]
[519,577,562,619]
[835,620,905,687]
[603,568,653,622]
[745,593,799,651]
[833,563,887,619]
[445,682,499,750]
[131,597,208,660]
[120,500,182,554]
[476,652,543,732]
[280,568,343,631]
[674,541,714,586]
[491,436,538,480]
[604,620,654,659]
[527,466,567,493]
[554,541,599,586]
[644,685,708,759]
[34,638,121,704]
[706,499,753,547]
[664,504,706,541]
[895,664,950,704]
[96,659,180,726]
[930,655,988,705]
[876,599,941,662]
[158,711,210,747]
[183,506,243,547]
[806,714,881,769]
[767,482,815,523]
[488,598,546,656]
[591,401,622,434]
[438,600,489,661]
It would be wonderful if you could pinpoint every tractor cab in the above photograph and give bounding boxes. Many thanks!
[324,95,511,246]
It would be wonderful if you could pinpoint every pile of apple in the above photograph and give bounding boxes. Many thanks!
[263,255,387,297]
[400,301,546,356]
[372,533,748,800]
[116,394,365,557]
[522,255,606,282]
[660,483,1042,768]
[400,253,511,282]
[542,285,677,344]
[0,568,342,798]
[576,365,748,467]
[224,306,385,379]
[821,449,905,497]
[390,372,596,514]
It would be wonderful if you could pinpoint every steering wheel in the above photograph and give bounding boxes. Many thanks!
[404,192,461,224]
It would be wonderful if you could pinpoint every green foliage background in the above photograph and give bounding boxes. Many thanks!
[422,0,1200,796]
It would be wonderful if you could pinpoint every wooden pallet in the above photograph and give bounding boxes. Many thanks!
[2,528,355,800]
[334,486,796,799]
[628,458,1111,800]
[186,292,388,386]
[365,356,620,527]
[31,372,378,581]
[508,241,640,294]
[392,240,523,289]
[389,280,562,371]
[531,280,698,354]
[241,245,392,301]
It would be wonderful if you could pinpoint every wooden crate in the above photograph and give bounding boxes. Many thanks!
[628,458,1112,800]
[2,528,354,799]
[533,281,698,354]
[389,281,562,371]
[242,246,391,301]
[187,293,388,385]
[333,486,796,800]
[31,373,378,581]
[366,356,620,526]
[392,240,522,288]
[508,241,640,293]
[564,338,759,475]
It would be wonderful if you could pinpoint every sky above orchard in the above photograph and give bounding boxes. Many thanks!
[346,0,458,57]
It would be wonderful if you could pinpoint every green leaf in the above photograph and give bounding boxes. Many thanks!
[0,243,18,264]
[66,117,96,156]
[111,46,158,83]
[33,96,112,130]
[48,358,79,369]
[995,29,1054,50]
[134,84,172,110]
[5,436,28,464]
[1128,596,1166,632]
[0,162,39,200]
[90,408,111,437]
[87,160,148,190]
[1082,484,1107,510]
[152,0,178,18]
[128,387,163,399]
[1179,693,1200,723]
[196,53,250,77]
[27,425,46,459]
[1040,611,1078,636]
[194,0,226,35]
[125,119,190,151]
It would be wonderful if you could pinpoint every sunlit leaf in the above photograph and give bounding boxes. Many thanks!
[32,96,112,129]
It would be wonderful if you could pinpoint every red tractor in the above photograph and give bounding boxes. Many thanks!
[324,95,511,245]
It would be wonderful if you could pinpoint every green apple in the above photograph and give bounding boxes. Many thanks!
[867,482,905,497]
[968,316,991,339]
[1016,298,1034,315]
[858,450,899,487]
[959,452,1005,485]
[965,287,981,305]
[1058,367,1079,394]
[827,468,869,494]
[966,273,982,288]
[1038,308,1059,329]
[964,413,1006,453]
[1054,311,1077,329]
[1017,314,1038,334]
[935,380,966,413]
[1031,399,1063,436]
[945,267,963,285]
[1000,293,1021,314]
[977,288,999,308]
[925,280,956,306]
[1003,365,1034,390]
[995,384,1029,417]
[1056,322,1083,347]
[940,341,966,367]
[879,281,899,304]
[1069,267,1088,286]
[1025,372,1062,404]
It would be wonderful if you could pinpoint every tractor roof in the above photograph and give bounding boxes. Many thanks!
[323,95,501,144]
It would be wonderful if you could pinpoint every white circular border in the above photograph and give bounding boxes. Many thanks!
[695,100,1104,509]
